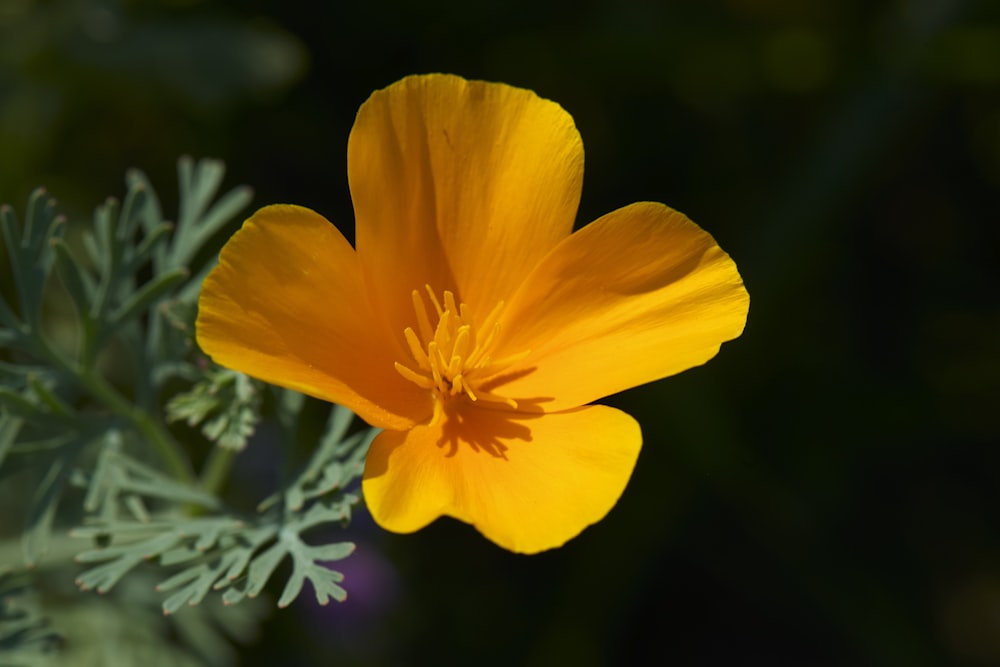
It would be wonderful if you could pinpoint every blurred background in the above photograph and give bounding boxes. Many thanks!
[3,0,1000,664]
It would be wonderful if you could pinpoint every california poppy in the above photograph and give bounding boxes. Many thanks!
[196,74,749,553]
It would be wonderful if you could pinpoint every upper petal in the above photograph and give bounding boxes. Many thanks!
[362,403,641,554]
[196,204,431,430]
[491,202,750,410]
[348,73,584,331]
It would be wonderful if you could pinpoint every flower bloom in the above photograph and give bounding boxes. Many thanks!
[196,74,749,554]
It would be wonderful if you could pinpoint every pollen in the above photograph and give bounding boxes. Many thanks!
[395,285,526,413]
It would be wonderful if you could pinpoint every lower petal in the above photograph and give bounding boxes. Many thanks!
[362,404,641,554]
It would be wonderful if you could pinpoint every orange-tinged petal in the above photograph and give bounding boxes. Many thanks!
[348,73,584,330]
[362,403,641,554]
[492,202,749,411]
[196,204,431,430]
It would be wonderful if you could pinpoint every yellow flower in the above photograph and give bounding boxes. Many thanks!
[196,74,749,554]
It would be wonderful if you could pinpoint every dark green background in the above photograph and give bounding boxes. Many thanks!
[3,0,1000,664]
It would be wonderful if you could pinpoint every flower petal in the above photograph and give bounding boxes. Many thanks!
[196,204,431,430]
[492,202,749,411]
[362,403,641,554]
[348,73,584,329]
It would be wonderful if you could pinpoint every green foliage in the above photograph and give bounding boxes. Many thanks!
[0,567,267,667]
[0,574,60,664]
[0,159,376,665]
[71,407,369,614]
[166,369,260,452]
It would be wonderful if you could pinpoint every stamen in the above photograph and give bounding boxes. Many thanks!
[411,290,434,342]
[424,285,443,316]
[451,326,471,365]
[395,362,436,389]
[466,321,501,367]
[433,308,452,350]
[427,341,443,387]
[434,341,451,372]
[403,327,430,370]
[429,398,444,427]
[443,291,459,318]
[464,381,478,401]
[447,354,462,378]
[397,287,524,412]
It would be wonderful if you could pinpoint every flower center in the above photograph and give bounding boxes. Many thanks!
[395,286,524,416]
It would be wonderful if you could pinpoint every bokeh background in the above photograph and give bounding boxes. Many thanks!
[3,0,1000,664]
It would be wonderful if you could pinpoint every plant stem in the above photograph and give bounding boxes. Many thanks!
[36,336,195,485]
[198,445,236,496]
[79,367,196,485]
